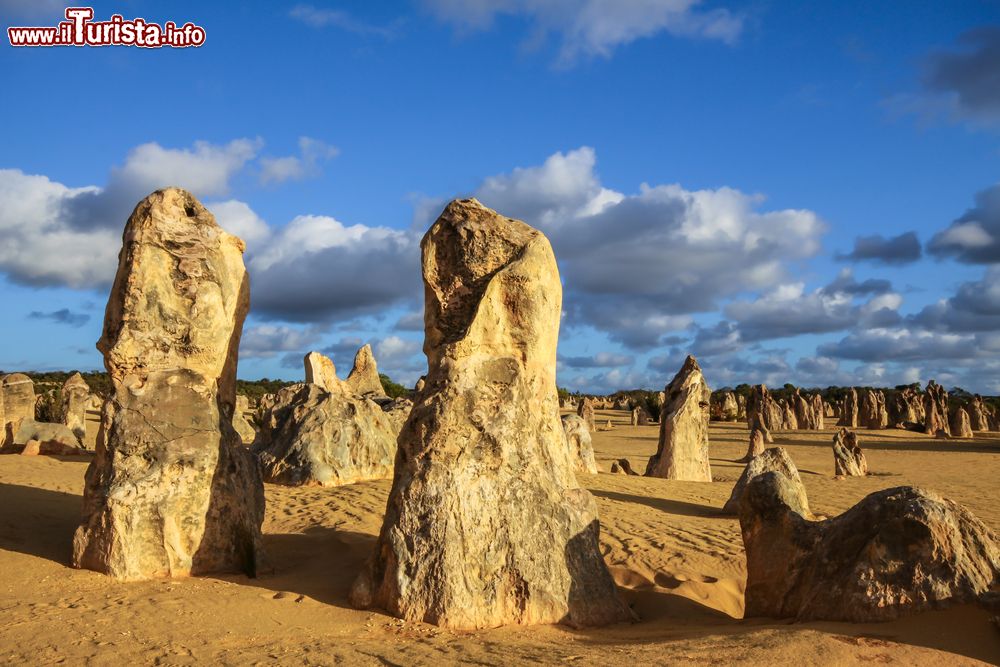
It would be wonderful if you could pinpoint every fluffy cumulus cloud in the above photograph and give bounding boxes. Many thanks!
[422,0,742,64]
[474,147,826,349]
[0,139,262,289]
[559,351,634,368]
[248,214,421,323]
[927,182,1000,263]
[240,324,324,359]
[836,231,922,265]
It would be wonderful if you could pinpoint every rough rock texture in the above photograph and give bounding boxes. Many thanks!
[723,447,811,517]
[414,376,426,393]
[738,428,766,463]
[747,385,775,443]
[60,373,90,445]
[630,406,651,426]
[739,474,1000,622]
[711,391,739,421]
[890,387,924,425]
[610,458,639,475]
[951,407,974,439]
[380,397,413,432]
[345,344,387,397]
[562,414,598,474]
[7,419,84,454]
[577,397,596,432]
[923,380,951,437]
[233,394,257,445]
[645,355,711,482]
[253,383,398,486]
[859,389,888,430]
[839,388,859,428]
[303,351,343,394]
[736,394,747,420]
[967,396,989,432]
[809,393,825,430]
[792,390,814,430]
[71,188,265,581]
[350,199,631,629]
[2,373,35,430]
[832,428,867,477]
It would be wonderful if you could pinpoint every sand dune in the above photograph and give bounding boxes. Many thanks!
[1,415,998,665]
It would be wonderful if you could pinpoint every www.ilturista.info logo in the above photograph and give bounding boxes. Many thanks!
[7,7,206,48]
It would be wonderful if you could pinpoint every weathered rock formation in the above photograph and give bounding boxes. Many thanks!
[890,386,924,426]
[951,407,973,439]
[577,397,596,432]
[8,419,84,455]
[747,385,775,443]
[562,414,598,474]
[72,188,265,581]
[232,394,257,445]
[738,428,766,463]
[2,373,35,434]
[739,474,1000,622]
[923,381,950,437]
[645,355,711,482]
[859,389,888,430]
[630,405,652,426]
[345,344,386,397]
[611,458,639,475]
[253,383,398,486]
[839,388,859,428]
[967,395,990,432]
[711,391,739,421]
[304,351,342,393]
[779,399,798,430]
[723,447,811,517]
[832,428,867,477]
[60,373,90,445]
[350,198,631,629]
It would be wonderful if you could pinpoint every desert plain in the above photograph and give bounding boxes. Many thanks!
[2,412,998,666]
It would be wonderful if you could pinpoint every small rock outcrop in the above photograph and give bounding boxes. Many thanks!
[738,428,766,463]
[577,397,596,432]
[345,344,386,398]
[7,419,84,455]
[739,474,1000,622]
[561,414,598,474]
[2,373,35,433]
[232,395,257,444]
[923,380,950,437]
[60,373,90,445]
[832,428,867,477]
[71,188,265,581]
[630,405,652,426]
[967,395,990,432]
[644,355,711,482]
[723,447,811,517]
[610,458,639,475]
[747,385,775,443]
[951,407,974,439]
[304,351,342,393]
[839,388,859,428]
[859,389,888,430]
[350,199,631,629]
[253,383,398,486]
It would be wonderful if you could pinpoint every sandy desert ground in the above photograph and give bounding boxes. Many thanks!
[1,411,999,666]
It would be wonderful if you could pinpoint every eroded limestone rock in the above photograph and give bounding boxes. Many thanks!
[723,447,811,517]
[644,355,711,482]
[923,380,950,437]
[562,414,598,474]
[346,344,386,397]
[832,428,867,477]
[71,188,265,581]
[740,474,1000,622]
[60,373,90,445]
[350,198,630,629]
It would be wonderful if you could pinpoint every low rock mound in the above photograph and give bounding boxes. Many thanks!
[739,473,1000,622]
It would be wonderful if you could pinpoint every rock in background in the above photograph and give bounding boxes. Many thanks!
[645,355,711,482]
[832,428,867,476]
[562,414,598,474]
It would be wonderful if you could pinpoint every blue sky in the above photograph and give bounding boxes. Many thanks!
[1,0,999,393]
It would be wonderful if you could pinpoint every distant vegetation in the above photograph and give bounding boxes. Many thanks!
[379,373,410,399]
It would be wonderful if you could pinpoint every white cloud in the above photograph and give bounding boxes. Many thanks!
[422,0,742,64]
[240,324,324,358]
[473,146,826,349]
[259,137,339,185]
[208,200,272,244]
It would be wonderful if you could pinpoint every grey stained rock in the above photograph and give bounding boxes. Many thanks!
[562,414,598,474]
[350,198,631,629]
[723,447,811,517]
[740,473,1000,622]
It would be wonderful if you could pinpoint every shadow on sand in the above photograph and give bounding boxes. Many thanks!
[592,489,724,519]
[0,482,80,566]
